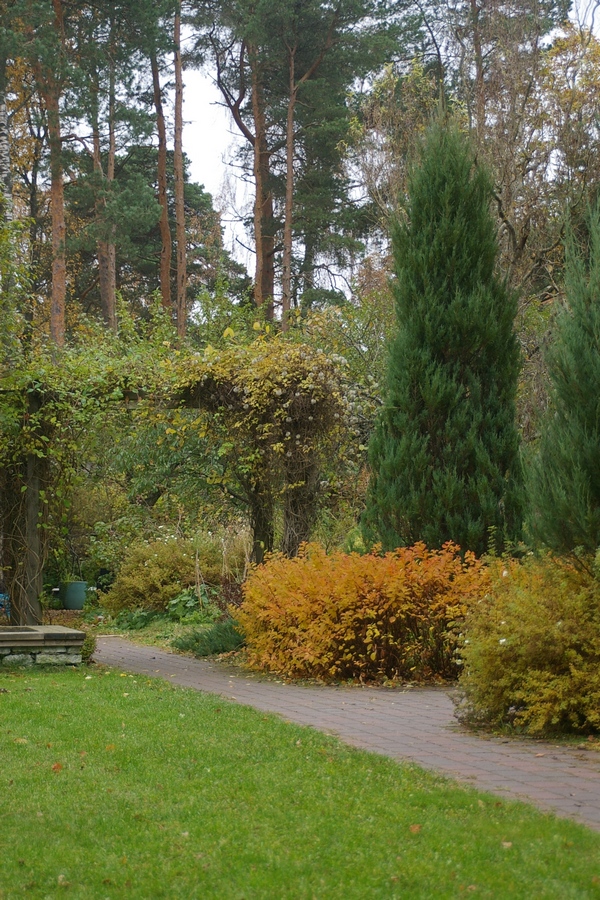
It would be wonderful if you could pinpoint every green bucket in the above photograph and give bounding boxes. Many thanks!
[61,581,88,610]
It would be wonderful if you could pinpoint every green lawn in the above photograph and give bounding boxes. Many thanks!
[0,668,599,899]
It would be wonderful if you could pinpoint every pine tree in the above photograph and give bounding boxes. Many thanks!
[363,124,523,555]
[529,208,600,554]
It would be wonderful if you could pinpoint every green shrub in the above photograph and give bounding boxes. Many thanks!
[81,631,97,664]
[458,555,600,734]
[238,542,490,682]
[172,619,245,657]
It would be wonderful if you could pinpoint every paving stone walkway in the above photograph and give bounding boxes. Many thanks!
[95,636,600,831]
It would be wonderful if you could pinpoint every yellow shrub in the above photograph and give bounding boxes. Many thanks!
[458,555,600,734]
[238,542,489,681]
[102,539,197,614]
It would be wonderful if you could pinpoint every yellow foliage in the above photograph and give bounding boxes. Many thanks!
[458,555,600,734]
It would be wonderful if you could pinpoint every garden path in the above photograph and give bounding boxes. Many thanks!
[95,636,600,831]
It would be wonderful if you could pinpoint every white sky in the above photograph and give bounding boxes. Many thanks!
[182,68,251,269]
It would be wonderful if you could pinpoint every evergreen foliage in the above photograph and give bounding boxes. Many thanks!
[529,208,600,554]
[363,124,523,555]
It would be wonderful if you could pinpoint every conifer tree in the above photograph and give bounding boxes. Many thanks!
[363,124,523,555]
[529,208,600,555]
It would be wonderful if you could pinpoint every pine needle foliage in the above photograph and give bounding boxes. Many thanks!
[529,208,600,554]
[363,124,523,556]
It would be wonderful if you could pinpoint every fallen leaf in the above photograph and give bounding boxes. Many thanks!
[105,744,115,751]
[535,753,545,758]
[502,842,512,849]
[477,799,485,808]
[57,874,70,887]
[409,824,422,834]
[14,737,27,744]
[51,762,63,773]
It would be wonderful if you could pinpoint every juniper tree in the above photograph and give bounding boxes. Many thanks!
[529,208,600,555]
[363,124,523,555]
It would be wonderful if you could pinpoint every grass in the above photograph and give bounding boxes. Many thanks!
[0,670,599,899]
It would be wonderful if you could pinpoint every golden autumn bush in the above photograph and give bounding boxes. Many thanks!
[457,555,600,734]
[238,542,489,682]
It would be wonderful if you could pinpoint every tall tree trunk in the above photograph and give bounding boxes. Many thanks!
[281,457,319,557]
[470,0,485,138]
[249,482,274,564]
[45,85,66,347]
[150,49,172,312]
[5,394,45,626]
[106,36,117,328]
[91,70,116,331]
[0,56,12,222]
[173,5,187,337]
[250,57,275,318]
[281,46,297,331]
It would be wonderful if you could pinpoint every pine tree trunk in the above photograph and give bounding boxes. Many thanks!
[91,71,116,331]
[174,6,187,337]
[0,56,12,222]
[470,0,485,138]
[106,39,117,329]
[281,47,297,332]
[150,50,172,312]
[250,56,274,318]
[45,85,66,347]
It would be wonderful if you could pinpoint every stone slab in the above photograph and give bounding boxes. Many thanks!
[2,654,34,667]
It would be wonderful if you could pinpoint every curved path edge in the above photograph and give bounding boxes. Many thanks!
[95,636,600,831]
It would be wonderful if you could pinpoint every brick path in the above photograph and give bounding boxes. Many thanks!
[95,636,600,831]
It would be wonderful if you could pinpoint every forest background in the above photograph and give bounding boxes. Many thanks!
[1,0,600,626]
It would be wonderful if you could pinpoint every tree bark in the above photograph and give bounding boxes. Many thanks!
[281,45,297,331]
[281,457,319,558]
[45,84,66,347]
[249,482,274,564]
[470,0,485,138]
[0,56,12,222]
[249,55,275,318]
[106,36,117,328]
[91,68,117,331]
[174,5,187,337]
[4,393,45,626]
[150,49,172,312]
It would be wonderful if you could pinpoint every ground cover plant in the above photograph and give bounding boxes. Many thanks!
[458,555,600,735]
[1,668,600,900]
[238,542,489,681]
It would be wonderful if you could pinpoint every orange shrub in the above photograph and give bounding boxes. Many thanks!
[238,542,490,682]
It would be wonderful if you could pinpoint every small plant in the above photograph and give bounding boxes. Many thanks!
[172,619,245,656]
[238,542,489,682]
[458,555,600,734]
[114,608,164,631]
[166,586,220,624]
[81,631,97,664]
